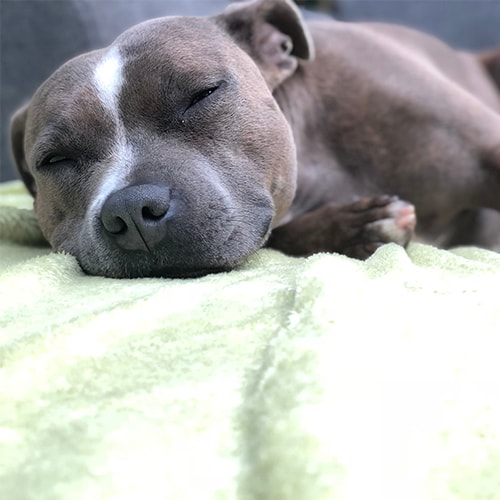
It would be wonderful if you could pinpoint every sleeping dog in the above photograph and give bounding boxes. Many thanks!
[10,0,500,278]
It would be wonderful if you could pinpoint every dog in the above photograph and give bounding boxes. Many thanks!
[10,0,500,278]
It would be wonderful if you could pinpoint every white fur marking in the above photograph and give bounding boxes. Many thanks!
[87,141,135,218]
[94,47,123,112]
[87,46,133,220]
[85,48,136,230]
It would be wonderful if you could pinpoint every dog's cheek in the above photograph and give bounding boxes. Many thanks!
[33,193,64,248]
[270,160,297,225]
[268,118,297,224]
[231,69,297,220]
[33,179,87,252]
[239,107,297,224]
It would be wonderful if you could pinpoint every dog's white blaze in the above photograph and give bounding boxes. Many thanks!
[94,47,123,112]
[86,46,135,223]
[87,142,135,218]
[88,169,122,216]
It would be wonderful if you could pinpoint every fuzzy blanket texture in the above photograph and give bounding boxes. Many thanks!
[1,180,500,500]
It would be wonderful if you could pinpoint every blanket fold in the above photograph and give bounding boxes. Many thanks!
[1,181,500,500]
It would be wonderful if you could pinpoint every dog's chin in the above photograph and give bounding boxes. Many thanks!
[78,259,237,279]
[71,210,274,279]
[150,265,232,279]
[74,239,261,279]
[76,252,242,279]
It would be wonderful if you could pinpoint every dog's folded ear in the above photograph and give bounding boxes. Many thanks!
[480,49,500,93]
[10,104,36,198]
[216,0,314,89]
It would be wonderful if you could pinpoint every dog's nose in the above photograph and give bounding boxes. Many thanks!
[100,184,172,251]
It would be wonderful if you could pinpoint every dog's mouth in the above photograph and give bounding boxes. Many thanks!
[70,188,275,279]
[149,265,232,279]
[77,256,236,280]
[74,237,253,279]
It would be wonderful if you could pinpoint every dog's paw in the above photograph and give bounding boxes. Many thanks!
[343,195,416,259]
[267,194,416,259]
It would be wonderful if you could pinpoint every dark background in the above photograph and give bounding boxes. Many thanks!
[2,0,500,182]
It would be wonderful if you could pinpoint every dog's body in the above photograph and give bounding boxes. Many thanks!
[10,0,500,278]
[271,18,500,255]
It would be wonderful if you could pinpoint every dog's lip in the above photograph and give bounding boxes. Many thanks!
[150,265,231,279]
[76,213,272,279]
[79,259,232,279]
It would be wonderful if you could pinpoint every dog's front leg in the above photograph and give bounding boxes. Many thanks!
[267,195,416,259]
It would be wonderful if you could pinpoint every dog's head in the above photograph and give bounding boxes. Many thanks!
[10,0,313,278]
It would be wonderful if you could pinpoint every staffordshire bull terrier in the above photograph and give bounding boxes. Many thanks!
[10,0,500,278]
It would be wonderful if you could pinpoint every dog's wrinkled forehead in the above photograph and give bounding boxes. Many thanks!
[116,16,240,76]
[26,16,249,147]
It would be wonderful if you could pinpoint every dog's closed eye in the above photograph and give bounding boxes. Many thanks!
[38,154,76,169]
[48,155,68,164]
[188,85,220,109]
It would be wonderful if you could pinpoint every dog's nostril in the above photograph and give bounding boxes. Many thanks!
[142,204,168,221]
[101,212,128,235]
[106,216,127,234]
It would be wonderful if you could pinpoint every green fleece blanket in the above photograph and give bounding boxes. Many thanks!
[2,180,500,499]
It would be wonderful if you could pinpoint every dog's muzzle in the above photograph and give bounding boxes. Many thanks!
[79,181,274,278]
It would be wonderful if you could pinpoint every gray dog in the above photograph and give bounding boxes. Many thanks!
[10,0,500,278]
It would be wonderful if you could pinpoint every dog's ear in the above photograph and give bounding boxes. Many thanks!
[480,49,500,93]
[217,0,314,89]
[10,104,36,197]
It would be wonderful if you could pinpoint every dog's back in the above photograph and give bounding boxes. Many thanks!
[364,23,500,112]
[276,18,500,247]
